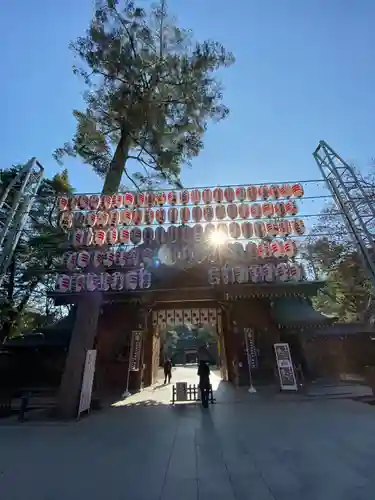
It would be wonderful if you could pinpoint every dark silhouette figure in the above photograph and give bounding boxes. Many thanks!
[198,360,210,408]
[164,359,172,384]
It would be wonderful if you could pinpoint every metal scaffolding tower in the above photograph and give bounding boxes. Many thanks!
[313,140,375,288]
[0,157,44,286]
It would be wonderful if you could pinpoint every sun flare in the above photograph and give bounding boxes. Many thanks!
[209,230,229,246]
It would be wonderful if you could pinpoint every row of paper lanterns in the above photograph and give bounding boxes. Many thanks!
[208,262,304,285]
[55,270,151,293]
[58,183,305,212]
[62,239,299,272]
[69,219,306,247]
[59,200,300,230]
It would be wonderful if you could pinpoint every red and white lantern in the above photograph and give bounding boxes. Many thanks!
[247,186,258,201]
[168,225,178,243]
[86,212,98,227]
[279,184,293,198]
[227,203,238,220]
[124,192,135,207]
[180,226,192,244]
[73,212,85,228]
[78,195,89,210]
[238,203,250,219]
[119,228,130,244]
[213,187,224,203]
[93,251,103,268]
[180,190,190,205]
[155,192,166,206]
[132,209,143,225]
[109,211,120,226]
[112,194,124,209]
[245,242,258,260]
[94,229,106,246]
[276,262,289,281]
[204,206,214,222]
[291,183,304,198]
[191,189,201,205]
[143,227,154,242]
[107,227,118,245]
[217,223,228,236]
[121,209,132,225]
[224,187,235,203]
[215,204,226,220]
[111,272,125,291]
[250,203,262,218]
[58,197,69,212]
[274,202,286,217]
[168,191,178,205]
[145,192,154,207]
[67,252,77,270]
[289,263,303,281]
[241,221,253,239]
[278,220,292,236]
[55,274,71,292]
[192,206,203,223]
[168,207,178,224]
[135,192,145,207]
[193,224,204,242]
[102,195,112,210]
[88,194,100,210]
[236,186,246,202]
[285,200,298,216]
[98,273,111,292]
[258,185,270,200]
[97,211,109,227]
[130,227,142,244]
[250,265,264,282]
[77,251,90,268]
[59,212,73,230]
[84,228,94,246]
[229,222,241,239]
[202,189,212,204]
[263,263,275,282]
[262,202,274,218]
[155,226,167,245]
[270,185,280,199]
[253,221,265,238]
[72,229,85,247]
[257,242,270,259]
[180,206,190,223]
[114,250,125,268]
[155,208,166,224]
[204,223,215,240]
[265,222,276,237]
[144,209,154,225]
[284,240,297,258]
[69,197,79,211]
[103,250,115,267]
[71,274,86,292]
[270,240,284,258]
[86,273,98,292]
[293,219,305,235]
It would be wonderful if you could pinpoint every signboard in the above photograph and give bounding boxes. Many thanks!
[130,331,143,372]
[78,349,97,417]
[274,343,297,391]
[244,328,258,369]
[176,382,188,401]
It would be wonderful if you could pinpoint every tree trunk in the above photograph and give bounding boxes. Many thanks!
[56,135,130,419]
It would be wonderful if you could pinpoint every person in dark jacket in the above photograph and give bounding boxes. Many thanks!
[198,360,210,408]
[164,359,172,384]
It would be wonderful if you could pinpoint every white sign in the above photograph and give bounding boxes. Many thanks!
[274,343,297,392]
[130,331,143,371]
[78,349,97,417]
[176,382,188,401]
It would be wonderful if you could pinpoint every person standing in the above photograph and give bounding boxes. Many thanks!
[198,360,211,408]
[163,358,172,384]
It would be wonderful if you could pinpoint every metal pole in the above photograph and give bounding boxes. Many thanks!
[244,328,257,393]
[122,332,134,399]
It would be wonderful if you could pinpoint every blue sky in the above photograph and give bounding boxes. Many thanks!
[1,0,375,195]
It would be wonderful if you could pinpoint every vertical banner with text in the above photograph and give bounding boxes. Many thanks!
[274,343,297,391]
[78,349,97,418]
[130,331,143,372]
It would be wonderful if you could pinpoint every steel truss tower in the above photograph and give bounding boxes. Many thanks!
[0,157,44,286]
[313,140,375,288]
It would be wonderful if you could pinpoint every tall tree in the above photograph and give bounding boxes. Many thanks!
[54,0,234,417]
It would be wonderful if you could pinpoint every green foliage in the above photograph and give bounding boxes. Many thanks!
[54,0,234,193]
[195,326,216,346]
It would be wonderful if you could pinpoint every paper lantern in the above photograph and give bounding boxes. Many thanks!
[126,249,139,267]
[97,211,109,227]
[202,189,213,204]
[72,229,85,247]
[59,212,73,230]
[279,184,293,198]
[247,186,258,201]
[93,251,103,268]
[168,191,178,205]
[84,228,94,246]
[180,206,190,223]
[293,219,305,235]
[71,274,86,292]
[73,212,85,228]
[107,227,118,245]
[238,203,250,219]
[61,251,71,267]
[145,192,154,207]
[278,220,292,236]
[98,272,111,291]
[155,208,165,224]
[245,242,258,260]
[284,240,297,258]
[77,195,89,210]
[112,194,124,209]
[86,212,98,227]
[257,242,270,259]
[270,185,280,199]
[86,273,98,292]
[180,225,192,244]
[119,228,130,244]
[258,185,270,200]
[109,211,120,226]
[292,183,304,198]
[168,207,178,223]
[94,229,106,246]
[69,197,79,211]
[101,195,112,210]
[179,190,189,205]
[208,267,221,285]
[55,274,71,292]
[274,202,286,217]
[168,226,178,243]
[155,226,167,244]
[204,223,215,240]
[228,222,241,239]
[236,187,246,201]
[217,222,228,235]
[110,272,124,291]
[261,203,274,218]
[253,221,265,238]
[58,196,69,212]
[250,203,261,218]
[77,251,90,268]
[130,227,142,244]
[143,227,154,243]
[144,209,154,225]
[191,189,201,205]
[141,247,153,266]
[132,209,143,225]
[135,192,145,207]
[124,192,135,207]
[276,262,289,281]
[263,263,275,282]
[270,240,284,258]
[155,192,166,206]
[204,205,214,222]
[139,269,152,289]
[103,250,115,267]
[227,203,238,220]
[234,265,249,284]
[224,187,235,203]
[193,224,204,242]
[221,265,234,284]
[87,195,99,211]
[289,263,303,281]
[192,206,203,223]
[67,252,77,270]
[250,265,264,282]
[241,221,253,239]
[265,222,275,237]
[213,187,223,203]
[285,200,298,215]
[121,209,132,225]
[215,204,226,220]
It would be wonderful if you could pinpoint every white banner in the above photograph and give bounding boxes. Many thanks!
[78,349,97,417]
[274,343,297,391]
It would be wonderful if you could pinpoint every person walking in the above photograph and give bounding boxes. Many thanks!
[163,358,172,384]
[198,360,211,408]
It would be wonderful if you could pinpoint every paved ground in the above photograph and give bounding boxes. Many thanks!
[1,366,375,499]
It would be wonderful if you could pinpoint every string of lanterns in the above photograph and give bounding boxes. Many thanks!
[208,262,304,285]
[57,183,305,213]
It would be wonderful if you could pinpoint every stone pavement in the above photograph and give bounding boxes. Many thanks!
[1,367,375,499]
